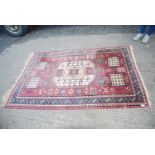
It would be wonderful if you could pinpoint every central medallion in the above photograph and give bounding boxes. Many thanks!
[53,60,95,87]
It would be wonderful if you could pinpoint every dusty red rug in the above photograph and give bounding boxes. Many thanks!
[4,46,150,110]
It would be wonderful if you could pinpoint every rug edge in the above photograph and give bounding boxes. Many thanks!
[1,53,34,107]
[128,45,151,107]
[5,103,149,110]
[3,46,151,109]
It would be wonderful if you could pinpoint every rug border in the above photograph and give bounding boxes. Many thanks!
[128,45,151,107]
[3,46,151,110]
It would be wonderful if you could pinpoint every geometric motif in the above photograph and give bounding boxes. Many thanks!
[108,57,120,67]
[5,46,150,110]
[53,60,95,87]
[110,74,125,86]
[26,77,39,88]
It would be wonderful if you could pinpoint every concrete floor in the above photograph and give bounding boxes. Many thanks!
[0,26,155,128]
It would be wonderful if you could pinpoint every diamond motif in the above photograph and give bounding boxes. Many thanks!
[53,60,95,86]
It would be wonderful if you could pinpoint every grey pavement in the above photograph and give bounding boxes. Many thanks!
[0,25,155,129]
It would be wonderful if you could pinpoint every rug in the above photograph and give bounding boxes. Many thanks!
[4,46,150,110]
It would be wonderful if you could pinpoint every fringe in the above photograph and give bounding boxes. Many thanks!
[1,53,34,107]
[129,45,151,107]
[1,46,151,109]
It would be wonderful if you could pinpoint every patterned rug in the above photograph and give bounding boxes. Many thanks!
[4,46,150,110]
